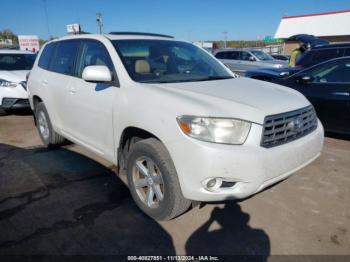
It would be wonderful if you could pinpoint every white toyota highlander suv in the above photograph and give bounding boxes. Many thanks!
[27,33,324,220]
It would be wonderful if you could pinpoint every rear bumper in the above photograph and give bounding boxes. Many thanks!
[168,121,324,202]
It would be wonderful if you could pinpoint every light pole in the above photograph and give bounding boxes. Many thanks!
[42,0,51,39]
[223,31,228,48]
[96,13,103,34]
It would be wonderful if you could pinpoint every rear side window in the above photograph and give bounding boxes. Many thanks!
[298,48,344,68]
[215,52,227,59]
[50,40,80,75]
[227,51,239,60]
[38,43,56,70]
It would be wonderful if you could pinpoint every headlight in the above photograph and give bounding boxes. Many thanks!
[0,79,17,88]
[177,116,251,145]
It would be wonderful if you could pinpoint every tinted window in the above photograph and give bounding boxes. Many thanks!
[38,43,56,70]
[215,52,227,59]
[298,48,344,68]
[308,59,350,83]
[76,40,114,77]
[240,51,253,61]
[0,53,36,70]
[227,51,239,60]
[50,40,79,75]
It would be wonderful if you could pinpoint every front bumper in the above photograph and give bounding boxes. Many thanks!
[0,83,29,109]
[168,120,324,201]
[1,98,30,109]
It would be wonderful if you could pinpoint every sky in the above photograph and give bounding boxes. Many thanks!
[1,0,350,41]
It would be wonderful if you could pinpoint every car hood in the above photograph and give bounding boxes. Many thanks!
[146,77,310,124]
[0,70,29,82]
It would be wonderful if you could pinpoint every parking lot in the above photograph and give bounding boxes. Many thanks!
[0,112,349,258]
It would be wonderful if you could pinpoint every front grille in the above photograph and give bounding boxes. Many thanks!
[261,105,318,148]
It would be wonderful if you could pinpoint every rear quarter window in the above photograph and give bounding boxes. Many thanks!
[38,43,56,70]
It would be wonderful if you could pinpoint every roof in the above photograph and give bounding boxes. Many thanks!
[50,33,176,43]
[275,9,350,39]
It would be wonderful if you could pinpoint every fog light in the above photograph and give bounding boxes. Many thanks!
[204,178,222,192]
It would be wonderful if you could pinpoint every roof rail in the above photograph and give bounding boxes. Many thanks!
[109,32,174,38]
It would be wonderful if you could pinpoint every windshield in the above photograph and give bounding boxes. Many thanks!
[112,40,233,83]
[0,53,36,70]
[250,50,274,61]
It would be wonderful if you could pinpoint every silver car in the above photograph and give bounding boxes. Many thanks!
[213,49,288,75]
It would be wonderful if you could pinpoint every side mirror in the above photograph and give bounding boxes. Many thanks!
[295,74,314,84]
[82,65,112,83]
[249,56,256,62]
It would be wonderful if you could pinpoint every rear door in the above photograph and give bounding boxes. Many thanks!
[215,51,241,73]
[63,39,117,155]
[39,40,80,131]
[285,58,350,133]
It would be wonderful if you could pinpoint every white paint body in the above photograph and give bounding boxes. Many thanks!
[27,34,324,201]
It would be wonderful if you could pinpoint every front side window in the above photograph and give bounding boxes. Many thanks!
[250,50,274,61]
[0,53,36,70]
[113,40,233,83]
[307,59,350,83]
[50,40,79,75]
[76,40,114,77]
[240,51,253,61]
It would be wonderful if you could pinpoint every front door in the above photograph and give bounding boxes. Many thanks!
[63,39,118,155]
[285,58,350,134]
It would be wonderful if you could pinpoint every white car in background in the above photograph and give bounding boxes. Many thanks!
[0,50,36,115]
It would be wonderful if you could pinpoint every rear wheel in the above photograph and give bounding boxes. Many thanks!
[35,102,66,147]
[126,138,191,220]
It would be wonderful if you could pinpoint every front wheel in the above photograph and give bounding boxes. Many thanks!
[126,138,191,220]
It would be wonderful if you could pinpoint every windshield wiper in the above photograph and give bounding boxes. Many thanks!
[191,76,233,82]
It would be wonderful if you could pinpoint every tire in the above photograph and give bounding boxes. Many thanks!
[0,107,6,116]
[126,138,191,220]
[35,102,66,147]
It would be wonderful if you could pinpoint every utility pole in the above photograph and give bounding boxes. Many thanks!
[223,31,228,48]
[42,0,51,39]
[96,12,103,34]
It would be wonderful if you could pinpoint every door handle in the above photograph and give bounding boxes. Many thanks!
[42,80,48,86]
[331,92,350,96]
[69,87,76,94]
